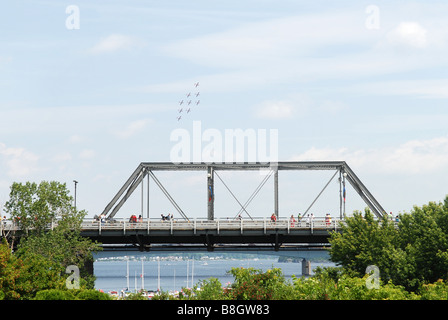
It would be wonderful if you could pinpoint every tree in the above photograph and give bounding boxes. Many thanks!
[5,181,84,233]
[396,199,448,290]
[0,239,23,299]
[329,196,448,291]
[4,181,101,291]
[329,209,406,285]
[0,239,63,300]
[226,267,287,300]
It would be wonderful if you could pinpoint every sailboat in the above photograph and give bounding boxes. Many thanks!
[141,258,145,290]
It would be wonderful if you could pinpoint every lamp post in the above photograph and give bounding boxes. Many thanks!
[73,180,78,211]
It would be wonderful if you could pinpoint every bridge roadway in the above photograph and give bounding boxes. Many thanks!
[1,217,340,251]
[79,217,340,251]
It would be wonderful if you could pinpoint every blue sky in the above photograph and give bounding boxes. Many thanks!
[1,1,448,220]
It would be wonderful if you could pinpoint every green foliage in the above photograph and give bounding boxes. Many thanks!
[0,181,101,299]
[75,289,112,300]
[33,288,112,300]
[329,197,448,291]
[125,292,149,300]
[5,181,81,233]
[0,239,24,299]
[147,265,425,300]
[34,289,76,300]
[194,277,226,300]
[419,279,448,300]
[329,209,404,282]
[226,267,287,300]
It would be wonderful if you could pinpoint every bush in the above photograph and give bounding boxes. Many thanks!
[76,289,112,300]
[419,279,448,300]
[292,267,418,300]
[125,292,148,300]
[226,267,287,300]
[34,289,75,300]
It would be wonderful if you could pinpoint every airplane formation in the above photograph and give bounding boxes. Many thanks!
[177,82,200,121]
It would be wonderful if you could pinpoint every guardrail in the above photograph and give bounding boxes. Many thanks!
[1,217,342,236]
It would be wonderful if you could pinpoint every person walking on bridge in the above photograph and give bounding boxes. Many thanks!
[290,214,296,228]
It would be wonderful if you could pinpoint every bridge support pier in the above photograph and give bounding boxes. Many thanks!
[302,259,311,276]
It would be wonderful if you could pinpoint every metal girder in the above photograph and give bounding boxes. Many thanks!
[139,161,347,172]
[147,170,189,221]
[100,161,385,220]
[342,163,386,219]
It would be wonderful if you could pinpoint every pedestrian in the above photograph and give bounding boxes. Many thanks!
[306,214,310,226]
[290,214,296,228]
[138,215,143,223]
[325,213,331,227]
[270,213,276,223]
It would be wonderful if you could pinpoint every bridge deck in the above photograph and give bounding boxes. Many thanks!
[1,217,340,251]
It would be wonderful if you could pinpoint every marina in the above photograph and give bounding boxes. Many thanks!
[93,252,335,298]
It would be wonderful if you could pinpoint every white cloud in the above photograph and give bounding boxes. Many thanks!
[154,8,448,96]
[114,119,150,139]
[256,101,294,119]
[163,11,367,69]
[290,136,448,175]
[78,149,96,160]
[52,152,72,163]
[68,135,84,144]
[347,79,448,99]
[254,95,348,119]
[387,22,428,48]
[0,142,40,177]
[90,34,144,54]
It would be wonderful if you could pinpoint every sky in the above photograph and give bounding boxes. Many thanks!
[1,1,448,220]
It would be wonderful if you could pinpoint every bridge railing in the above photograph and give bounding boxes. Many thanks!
[79,217,342,235]
[1,217,342,235]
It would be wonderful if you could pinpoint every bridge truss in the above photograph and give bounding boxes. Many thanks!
[100,161,386,221]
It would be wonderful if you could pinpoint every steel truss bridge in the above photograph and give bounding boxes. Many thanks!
[101,161,385,221]
[94,161,385,251]
[1,161,386,252]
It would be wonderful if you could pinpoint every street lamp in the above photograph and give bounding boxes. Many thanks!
[73,180,78,211]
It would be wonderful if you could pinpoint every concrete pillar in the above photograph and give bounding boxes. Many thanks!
[302,259,311,276]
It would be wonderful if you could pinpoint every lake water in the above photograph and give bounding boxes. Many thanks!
[93,251,335,293]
